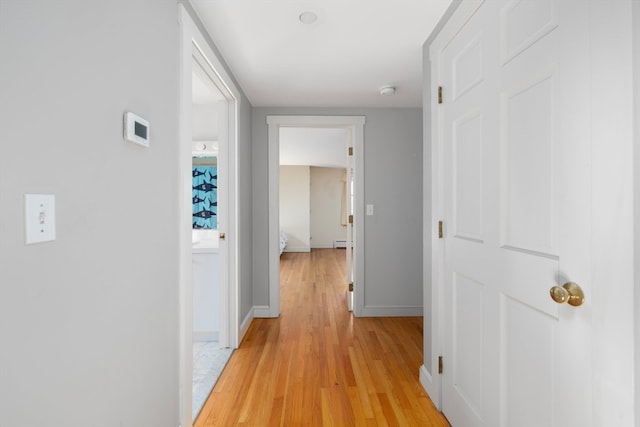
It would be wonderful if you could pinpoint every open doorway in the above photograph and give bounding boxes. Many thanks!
[266,116,365,317]
[279,127,347,250]
[278,128,350,311]
[179,6,240,427]
[190,55,233,419]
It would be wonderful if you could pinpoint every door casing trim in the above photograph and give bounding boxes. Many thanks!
[178,5,241,426]
[265,115,365,318]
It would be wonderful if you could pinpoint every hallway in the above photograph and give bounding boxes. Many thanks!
[195,249,449,426]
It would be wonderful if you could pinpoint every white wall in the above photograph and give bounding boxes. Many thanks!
[193,252,219,340]
[0,1,180,425]
[254,108,423,313]
[192,104,219,141]
[310,167,346,248]
[279,166,311,252]
[279,166,346,251]
[589,1,635,423]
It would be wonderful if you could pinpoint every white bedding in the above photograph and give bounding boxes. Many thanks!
[279,231,288,255]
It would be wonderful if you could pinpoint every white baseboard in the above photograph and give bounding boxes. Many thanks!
[193,331,218,342]
[359,305,423,317]
[284,245,311,253]
[239,308,254,344]
[311,243,334,249]
[252,305,272,318]
[420,364,441,410]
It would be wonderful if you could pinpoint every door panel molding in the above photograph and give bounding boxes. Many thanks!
[426,1,620,427]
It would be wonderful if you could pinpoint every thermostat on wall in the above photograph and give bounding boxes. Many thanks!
[123,111,150,147]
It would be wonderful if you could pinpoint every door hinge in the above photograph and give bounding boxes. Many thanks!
[348,147,353,156]
[348,214,353,224]
[438,86,443,104]
[438,356,443,374]
[438,221,444,239]
[348,282,354,292]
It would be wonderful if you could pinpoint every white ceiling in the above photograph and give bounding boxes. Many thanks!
[279,127,348,168]
[190,0,452,108]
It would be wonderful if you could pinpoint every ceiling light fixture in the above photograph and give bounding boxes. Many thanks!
[299,11,318,25]
[379,86,396,96]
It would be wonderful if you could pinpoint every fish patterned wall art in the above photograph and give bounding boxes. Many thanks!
[192,166,217,229]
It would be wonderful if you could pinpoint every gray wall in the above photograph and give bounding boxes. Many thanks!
[252,107,423,312]
[0,1,254,425]
[238,97,253,325]
[0,1,180,425]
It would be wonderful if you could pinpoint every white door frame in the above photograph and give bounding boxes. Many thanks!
[420,1,484,409]
[346,141,355,312]
[633,2,640,425]
[178,5,240,426]
[265,115,366,317]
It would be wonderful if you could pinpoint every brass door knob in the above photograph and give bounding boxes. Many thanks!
[550,282,584,306]
[219,232,226,240]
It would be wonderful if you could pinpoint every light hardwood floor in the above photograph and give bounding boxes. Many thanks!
[195,249,450,426]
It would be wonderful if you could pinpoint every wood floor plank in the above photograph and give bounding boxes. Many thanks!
[194,249,450,427]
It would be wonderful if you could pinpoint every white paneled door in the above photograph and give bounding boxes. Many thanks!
[438,1,592,426]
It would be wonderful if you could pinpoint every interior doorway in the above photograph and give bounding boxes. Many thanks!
[278,128,351,311]
[179,5,240,427]
[266,116,365,317]
[190,52,234,419]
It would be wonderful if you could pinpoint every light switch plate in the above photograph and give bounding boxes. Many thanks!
[25,194,56,244]
[366,204,374,216]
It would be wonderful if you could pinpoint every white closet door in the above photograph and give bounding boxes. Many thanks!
[438,1,593,426]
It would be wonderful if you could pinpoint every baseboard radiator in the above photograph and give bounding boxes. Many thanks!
[333,240,347,248]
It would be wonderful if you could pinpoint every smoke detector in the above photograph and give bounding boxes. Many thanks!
[299,11,318,24]
[379,86,396,96]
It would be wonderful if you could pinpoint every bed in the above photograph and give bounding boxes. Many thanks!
[279,231,288,255]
